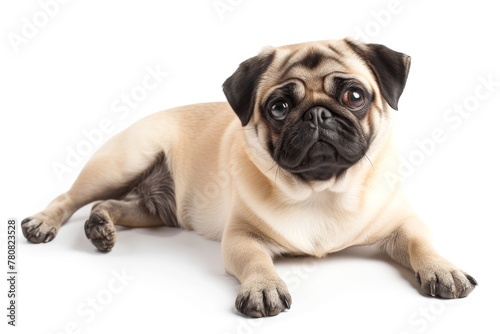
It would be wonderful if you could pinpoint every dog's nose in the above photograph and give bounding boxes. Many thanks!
[302,106,333,127]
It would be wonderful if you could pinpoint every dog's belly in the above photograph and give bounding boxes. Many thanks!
[177,192,230,241]
[177,189,366,256]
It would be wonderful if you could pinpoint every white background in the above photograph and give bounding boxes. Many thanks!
[1,0,499,333]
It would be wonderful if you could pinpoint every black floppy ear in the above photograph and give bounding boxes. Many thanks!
[222,50,275,126]
[345,39,411,110]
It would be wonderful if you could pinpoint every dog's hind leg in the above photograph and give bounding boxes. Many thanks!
[83,199,163,252]
[21,115,168,244]
[84,151,177,252]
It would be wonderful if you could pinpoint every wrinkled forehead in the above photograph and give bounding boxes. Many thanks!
[259,40,377,95]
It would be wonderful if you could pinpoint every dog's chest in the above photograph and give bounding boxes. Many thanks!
[265,192,367,257]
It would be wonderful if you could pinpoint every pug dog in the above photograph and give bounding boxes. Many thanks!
[22,38,477,317]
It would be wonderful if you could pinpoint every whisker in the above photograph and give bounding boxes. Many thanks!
[265,160,278,174]
[274,164,280,185]
[364,153,374,170]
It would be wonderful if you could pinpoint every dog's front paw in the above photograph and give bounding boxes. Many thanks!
[236,277,291,317]
[84,212,117,252]
[21,214,58,243]
[415,262,477,298]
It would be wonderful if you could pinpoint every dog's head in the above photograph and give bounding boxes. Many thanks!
[223,39,410,182]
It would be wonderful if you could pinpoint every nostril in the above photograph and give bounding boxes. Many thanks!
[306,111,313,121]
[302,109,315,123]
[318,108,332,122]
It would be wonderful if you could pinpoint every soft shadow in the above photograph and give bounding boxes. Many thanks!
[65,214,421,297]
[276,245,421,293]
[68,217,227,279]
[67,218,185,255]
[331,246,421,292]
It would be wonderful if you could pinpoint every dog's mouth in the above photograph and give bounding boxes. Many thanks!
[278,141,356,180]
[275,126,367,181]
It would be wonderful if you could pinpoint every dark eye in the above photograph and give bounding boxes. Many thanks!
[342,89,365,111]
[270,101,290,120]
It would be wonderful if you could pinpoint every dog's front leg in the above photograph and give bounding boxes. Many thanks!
[222,221,291,317]
[380,215,477,298]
